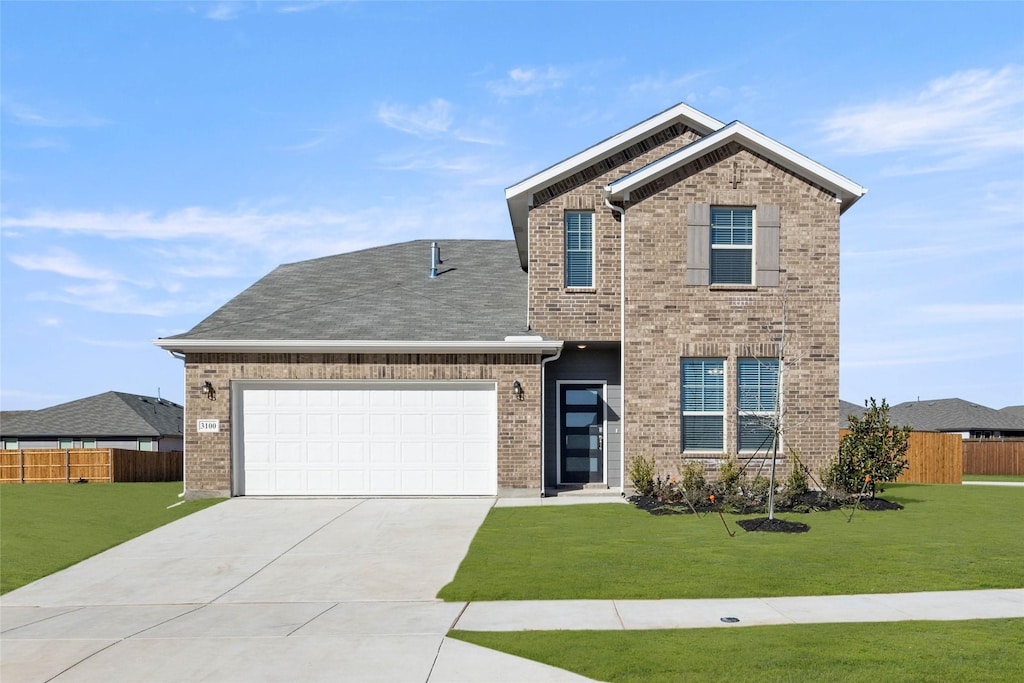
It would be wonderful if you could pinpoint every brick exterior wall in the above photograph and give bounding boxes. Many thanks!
[624,147,841,479]
[527,127,703,340]
[183,353,541,496]
[527,135,843,481]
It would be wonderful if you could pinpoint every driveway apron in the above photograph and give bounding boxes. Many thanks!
[1,497,594,682]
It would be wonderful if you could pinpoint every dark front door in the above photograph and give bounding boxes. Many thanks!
[559,383,605,484]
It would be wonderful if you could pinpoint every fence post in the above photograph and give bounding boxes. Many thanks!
[20,448,25,484]
[66,449,71,483]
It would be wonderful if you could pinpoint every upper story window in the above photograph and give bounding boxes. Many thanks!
[711,207,754,285]
[686,203,779,288]
[565,211,594,287]
[680,358,725,451]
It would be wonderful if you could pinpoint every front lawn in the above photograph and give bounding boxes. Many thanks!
[451,619,1024,683]
[438,484,1024,600]
[1,482,222,594]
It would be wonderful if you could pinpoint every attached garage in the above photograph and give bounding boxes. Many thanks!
[236,382,498,496]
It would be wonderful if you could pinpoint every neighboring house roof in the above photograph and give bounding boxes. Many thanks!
[999,405,1024,420]
[887,398,1024,433]
[605,121,867,212]
[505,102,725,269]
[156,240,558,354]
[840,400,867,423]
[0,392,183,439]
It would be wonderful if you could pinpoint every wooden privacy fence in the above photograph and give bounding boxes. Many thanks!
[840,429,962,484]
[0,449,182,484]
[963,439,1024,476]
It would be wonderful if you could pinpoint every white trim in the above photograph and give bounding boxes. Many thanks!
[154,338,564,354]
[564,210,596,288]
[681,358,727,454]
[506,103,724,200]
[607,121,867,212]
[555,380,608,486]
[506,103,726,268]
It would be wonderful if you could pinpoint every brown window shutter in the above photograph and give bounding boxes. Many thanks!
[756,204,780,287]
[686,203,710,285]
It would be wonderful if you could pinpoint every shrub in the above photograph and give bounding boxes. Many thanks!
[717,457,743,496]
[825,398,911,495]
[627,453,657,496]
[679,460,708,498]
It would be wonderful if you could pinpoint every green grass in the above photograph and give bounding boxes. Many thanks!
[1,482,223,594]
[451,619,1024,683]
[438,484,1024,600]
[963,474,1024,483]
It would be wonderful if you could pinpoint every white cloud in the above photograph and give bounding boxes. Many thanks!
[3,101,108,128]
[628,71,706,96]
[821,65,1024,169]
[270,136,328,152]
[914,304,1024,323]
[205,2,242,21]
[487,66,567,97]
[278,1,331,13]
[8,248,128,282]
[376,99,453,137]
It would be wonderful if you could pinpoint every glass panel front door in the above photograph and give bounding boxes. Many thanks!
[559,384,604,484]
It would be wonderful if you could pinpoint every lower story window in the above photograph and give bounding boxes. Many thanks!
[680,359,724,451]
[138,439,155,451]
[737,358,779,451]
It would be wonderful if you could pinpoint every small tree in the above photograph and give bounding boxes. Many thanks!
[826,398,911,495]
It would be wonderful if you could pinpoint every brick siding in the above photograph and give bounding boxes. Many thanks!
[183,353,541,495]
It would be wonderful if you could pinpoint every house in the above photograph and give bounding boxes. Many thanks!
[155,102,866,498]
[887,398,1024,439]
[0,391,184,451]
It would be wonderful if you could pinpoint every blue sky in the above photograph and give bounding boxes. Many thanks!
[2,1,1022,412]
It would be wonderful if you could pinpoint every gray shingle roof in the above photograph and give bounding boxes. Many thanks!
[0,392,183,438]
[165,240,530,342]
[887,398,1024,433]
[840,400,867,424]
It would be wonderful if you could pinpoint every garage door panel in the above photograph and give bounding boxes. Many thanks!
[242,383,497,496]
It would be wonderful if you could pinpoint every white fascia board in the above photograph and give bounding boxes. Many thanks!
[505,103,724,202]
[505,103,725,268]
[152,338,564,354]
[606,122,867,212]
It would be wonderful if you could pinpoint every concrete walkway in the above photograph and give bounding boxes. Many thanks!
[3,494,1022,682]
[453,589,1024,631]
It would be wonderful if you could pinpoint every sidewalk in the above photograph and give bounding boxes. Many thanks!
[452,588,1024,632]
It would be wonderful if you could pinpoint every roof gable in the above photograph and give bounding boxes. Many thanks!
[606,121,866,212]
[505,103,725,269]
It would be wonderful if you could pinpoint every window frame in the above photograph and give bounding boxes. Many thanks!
[710,206,755,286]
[680,358,726,453]
[737,357,780,453]
[564,211,595,288]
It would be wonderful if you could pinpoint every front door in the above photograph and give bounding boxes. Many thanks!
[559,383,605,484]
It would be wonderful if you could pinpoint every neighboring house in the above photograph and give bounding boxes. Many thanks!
[840,400,867,423]
[155,102,866,498]
[0,391,184,451]
[887,398,1024,439]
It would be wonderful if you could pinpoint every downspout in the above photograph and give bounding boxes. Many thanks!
[604,195,626,493]
[165,350,187,502]
[540,346,563,497]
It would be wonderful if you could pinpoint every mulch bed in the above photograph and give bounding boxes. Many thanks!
[629,490,904,530]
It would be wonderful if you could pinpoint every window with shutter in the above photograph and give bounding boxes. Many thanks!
[687,203,779,287]
[565,212,594,287]
[737,358,779,451]
[680,359,725,451]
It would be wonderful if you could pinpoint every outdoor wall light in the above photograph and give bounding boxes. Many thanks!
[200,381,216,400]
[512,380,524,401]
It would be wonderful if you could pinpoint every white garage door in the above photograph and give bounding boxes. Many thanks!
[240,382,497,496]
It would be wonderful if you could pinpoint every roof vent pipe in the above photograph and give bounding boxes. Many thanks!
[430,241,440,279]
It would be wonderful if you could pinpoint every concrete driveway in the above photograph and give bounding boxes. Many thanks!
[1,498,593,683]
